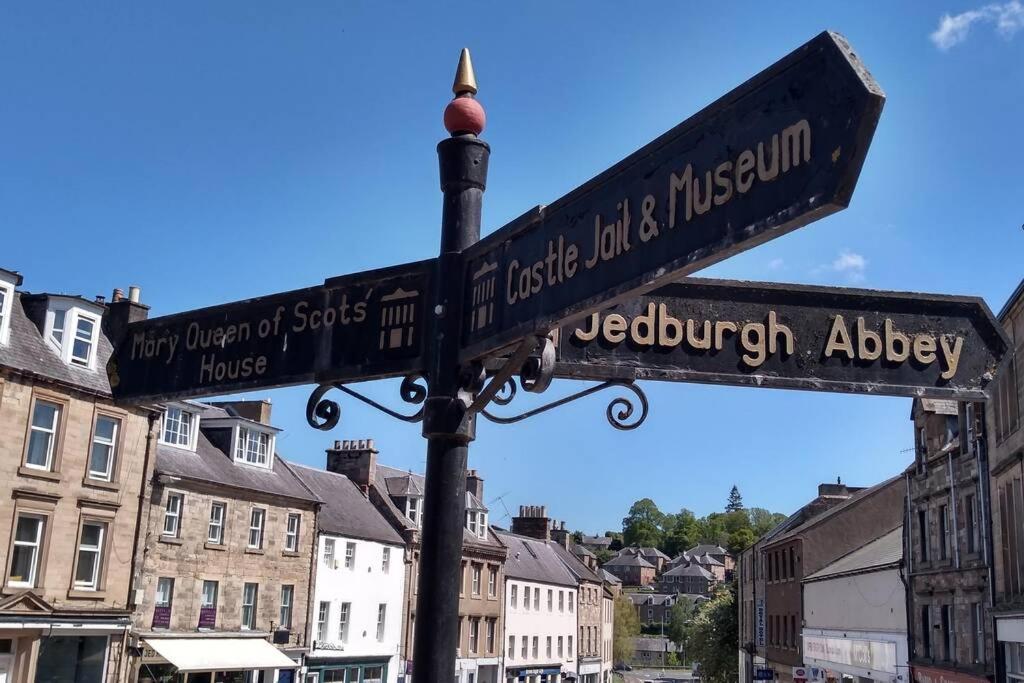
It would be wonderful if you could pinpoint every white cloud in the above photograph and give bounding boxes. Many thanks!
[813,249,867,282]
[931,1,1024,49]
[767,258,785,271]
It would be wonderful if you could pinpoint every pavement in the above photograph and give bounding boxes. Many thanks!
[620,668,697,683]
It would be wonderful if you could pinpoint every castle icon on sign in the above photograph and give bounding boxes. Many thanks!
[379,288,419,350]
[469,261,497,332]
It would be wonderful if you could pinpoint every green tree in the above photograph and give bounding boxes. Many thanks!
[727,527,757,555]
[683,585,738,683]
[594,548,615,565]
[662,509,698,556]
[726,485,744,512]
[622,498,665,548]
[748,508,787,536]
[666,595,697,646]
[613,594,640,664]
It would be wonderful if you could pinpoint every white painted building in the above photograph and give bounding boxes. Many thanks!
[601,589,614,683]
[497,531,578,683]
[802,526,908,683]
[293,465,407,683]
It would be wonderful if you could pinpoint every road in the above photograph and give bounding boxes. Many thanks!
[620,668,697,683]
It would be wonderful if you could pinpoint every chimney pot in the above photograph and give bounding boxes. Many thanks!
[95,295,106,304]
[112,288,124,302]
[334,440,342,449]
[128,286,141,303]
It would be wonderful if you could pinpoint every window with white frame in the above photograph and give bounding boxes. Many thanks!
[248,508,265,549]
[163,493,183,537]
[521,634,528,658]
[406,496,421,526]
[73,521,106,590]
[510,584,517,608]
[208,502,225,544]
[88,415,119,481]
[533,587,540,610]
[285,513,300,551]
[44,303,102,369]
[201,580,218,609]
[161,406,198,449]
[569,591,574,612]
[280,585,294,629]
[523,584,530,610]
[316,601,330,642]
[382,547,391,574]
[547,589,553,611]
[0,281,12,346]
[468,617,478,653]
[25,400,61,470]
[156,577,174,608]
[323,538,335,567]
[241,583,258,630]
[472,564,481,595]
[8,514,45,587]
[509,635,515,660]
[487,618,495,653]
[1008,642,1024,681]
[376,603,387,641]
[344,541,355,569]
[559,590,564,612]
[568,634,573,656]
[339,602,351,642]
[488,566,496,596]
[546,635,552,657]
[532,636,538,658]
[235,426,271,467]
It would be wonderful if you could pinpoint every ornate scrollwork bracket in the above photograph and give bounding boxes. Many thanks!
[305,374,428,432]
[479,378,649,431]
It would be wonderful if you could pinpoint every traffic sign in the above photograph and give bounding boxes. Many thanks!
[459,31,884,360]
[554,278,1008,400]
[108,260,433,401]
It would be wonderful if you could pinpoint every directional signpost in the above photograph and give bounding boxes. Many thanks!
[555,278,1008,400]
[103,34,1008,683]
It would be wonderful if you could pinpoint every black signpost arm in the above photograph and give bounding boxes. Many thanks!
[412,50,489,683]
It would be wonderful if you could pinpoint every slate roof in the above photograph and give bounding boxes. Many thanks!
[581,535,613,547]
[687,544,728,556]
[603,553,655,568]
[373,464,500,548]
[0,292,114,396]
[639,546,670,560]
[573,544,596,559]
[290,463,403,546]
[765,474,904,547]
[548,541,602,584]
[384,473,424,497]
[599,568,622,585]
[156,432,317,503]
[694,553,724,567]
[804,526,903,581]
[496,531,576,587]
[627,592,674,607]
[662,563,713,579]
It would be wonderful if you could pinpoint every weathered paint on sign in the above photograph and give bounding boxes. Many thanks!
[460,31,884,361]
[108,260,433,401]
[555,279,1009,400]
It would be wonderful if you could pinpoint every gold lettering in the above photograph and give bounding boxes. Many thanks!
[781,119,811,172]
[824,315,854,359]
[884,319,910,362]
[668,164,692,228]
[693,170,713,216]
[714,321,738,350]
[913,335,936,365]
[574,313,600,342]
[658,304,685,348]
[767,311,794,355]
[630,303,656,346]
[740,322,767,367]
[603,314,627,344]
[506,260,520,305]
[857,317,882,361]
[735,150,756,193]
[939,336,963,380]
[757,135,779,181]
[713,161,734,206]
[686,318,711,350]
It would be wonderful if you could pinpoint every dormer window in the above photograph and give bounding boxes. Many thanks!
[43,301,101,370]
[0,278,14,346]
[466,511,488,539]
[234,426,272,468]
[406,497,422,527]
[161,405,199,450]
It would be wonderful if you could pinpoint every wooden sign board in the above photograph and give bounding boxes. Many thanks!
[108,260,433,401]
[459,31,884,361]
[555,279,1009,400]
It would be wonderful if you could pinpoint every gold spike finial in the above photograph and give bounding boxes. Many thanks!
[452,48,478,96]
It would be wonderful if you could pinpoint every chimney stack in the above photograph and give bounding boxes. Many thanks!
[103,286,150,349]
[511,503,552,541]
[550,519,570,549]
[466,469,484,501]
[326,439,379,488]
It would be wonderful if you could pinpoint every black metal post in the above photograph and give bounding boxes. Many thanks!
[412,52,489,683]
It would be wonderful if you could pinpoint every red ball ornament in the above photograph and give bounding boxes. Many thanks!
[444,96,485,135]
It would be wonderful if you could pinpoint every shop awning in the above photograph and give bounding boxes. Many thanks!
[144,637,296,672]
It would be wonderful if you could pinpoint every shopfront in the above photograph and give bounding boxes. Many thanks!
[138,636,299,683]
[0,610,129,683]
[303,657,389,682]
[998,616,1024,682]
[911,665,990,683]
[504,665,564,683]
[802,631,906,683]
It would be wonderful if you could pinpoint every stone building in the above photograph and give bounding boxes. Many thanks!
[324,440,506,683]
[132,400,320,683]
[737,481,866,683]
[0,272,155,683]
[761,476,904,683]
[600,553,655,587]
[905,397,993,683]
[512,511,609,683]
[655,562,714,596]
[495,530,578,683]
[686,544,734,577]
[987,279,1024,683]
[291,464,406,683]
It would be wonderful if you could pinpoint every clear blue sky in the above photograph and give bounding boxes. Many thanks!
[3,2,1021,534]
